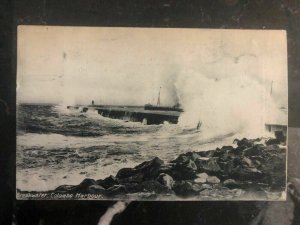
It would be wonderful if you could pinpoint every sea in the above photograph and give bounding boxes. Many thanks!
[17,104,241,192]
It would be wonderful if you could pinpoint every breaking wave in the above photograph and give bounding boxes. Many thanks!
[17,104,239,191]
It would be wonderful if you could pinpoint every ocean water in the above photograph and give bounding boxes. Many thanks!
[17,104,238,191]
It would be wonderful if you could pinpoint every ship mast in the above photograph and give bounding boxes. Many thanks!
[270,80,273,96]
[157,86,161,106]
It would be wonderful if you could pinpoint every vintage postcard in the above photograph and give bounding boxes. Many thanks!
[16,26,287,200]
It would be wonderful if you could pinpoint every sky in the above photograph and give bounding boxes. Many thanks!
[17,26,288,128]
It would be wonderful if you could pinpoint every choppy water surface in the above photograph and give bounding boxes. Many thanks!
[17,104,236,191]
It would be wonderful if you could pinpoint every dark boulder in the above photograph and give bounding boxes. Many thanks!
[123,183,142,193]
[243,145,263,157]
[97,175,118,189]
[195,157,221,174]
[184,152,201,161]
[172,181,199,197]
[221,146,234,151]
[220,150,235,161]
[232,166,264,181]
[198,150,215,158]
[234,138,255,148]
[79,178,96,187]
[192,183,205,192]
[118,173,144,184]
[172,152,199,163]
[76,178,97,191]
[116,168,137,179]
[232,146,245,155]
[171,154,187,164]
[209,148,225,157]
[55,185,76,192]
[171,157,198,180]
[135,157,164,171]
[88,184,106,194]
[219,157,244,176]
[266,138,281,145]
[185,159,197,171]
[116,157,164,181]
[140,180,173,194]
[50,136,286,198]
[258,152,286,189]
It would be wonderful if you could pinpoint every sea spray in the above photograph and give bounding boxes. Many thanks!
[175,70,280,139]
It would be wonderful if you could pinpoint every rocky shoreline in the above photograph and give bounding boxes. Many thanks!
[18,137,287,200]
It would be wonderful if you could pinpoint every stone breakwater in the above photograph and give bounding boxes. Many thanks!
[19,138,286,200]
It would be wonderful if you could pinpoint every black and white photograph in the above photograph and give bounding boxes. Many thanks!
[16,26,288,200]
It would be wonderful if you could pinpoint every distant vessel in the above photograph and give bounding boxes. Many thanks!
[144,87,184,112]
[67,87,184,125]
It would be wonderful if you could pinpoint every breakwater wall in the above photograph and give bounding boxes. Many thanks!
[67,105,181,125]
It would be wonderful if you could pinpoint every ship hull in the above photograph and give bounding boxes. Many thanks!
[144,105,183,112]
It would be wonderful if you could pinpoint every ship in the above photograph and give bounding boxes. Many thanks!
[67,87,184,125]
[144,87,184,112]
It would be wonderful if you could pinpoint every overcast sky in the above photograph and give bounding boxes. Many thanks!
[17,26,287,114]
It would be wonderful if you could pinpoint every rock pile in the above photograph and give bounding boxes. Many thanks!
[53,138,286,199]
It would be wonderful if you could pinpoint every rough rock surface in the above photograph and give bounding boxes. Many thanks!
[50,138,286,199]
